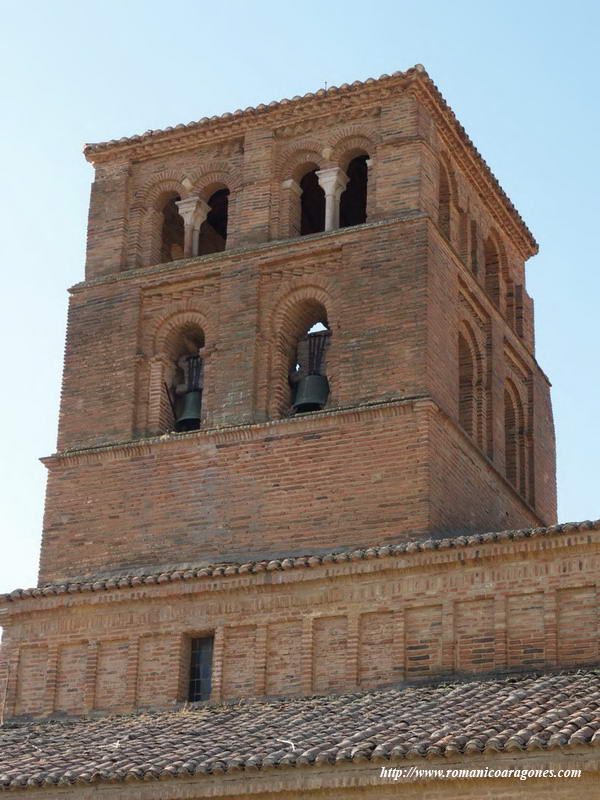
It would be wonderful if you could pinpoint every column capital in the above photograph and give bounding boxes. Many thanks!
[316,167,348,197]
[175,195,210,226]
[176,196,211,257]
[316,167,348,231]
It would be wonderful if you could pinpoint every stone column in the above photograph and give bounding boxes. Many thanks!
[316,167,348,231]
[176,196,210,257]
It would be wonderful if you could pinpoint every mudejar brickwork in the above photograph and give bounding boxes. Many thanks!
[1,66,598,799]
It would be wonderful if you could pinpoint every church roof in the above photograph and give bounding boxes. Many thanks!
[2,518,598,604]
[1,669,599,790]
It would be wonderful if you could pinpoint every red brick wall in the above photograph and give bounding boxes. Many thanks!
[44,84,557,589]
[45,212,554,583]
[41,403,429,582]
[4,527,599,720]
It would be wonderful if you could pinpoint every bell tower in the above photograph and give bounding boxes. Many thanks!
[34,67,556,585]
[12,68,599,756]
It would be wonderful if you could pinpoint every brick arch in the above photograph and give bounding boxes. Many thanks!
[485,228,514,326]
[275,141,324,183]
[128,174,193,268]
[484,228,506,308]
[190,164,242,199]
[504,377,526,495]
[265,283,338,419]
[146,309,217,435]
[438,151,462,243]
[329,133,375,170]
[136,171,194,209]
[269,284,336,339]
[458,320,481,440]
[152,309,215,358]
[439,152,459,198]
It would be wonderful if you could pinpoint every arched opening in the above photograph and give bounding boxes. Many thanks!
[470,220,479,275]
[164,324,205,432]
[458,333,474,437]
[438,162,451,240]
[300,170,325,235]
[504,382,526,495]
[198,188,229,255]
[160,194,184,263]
[484,237,501,307]
[289,316,331,414]
[340,155,368,228]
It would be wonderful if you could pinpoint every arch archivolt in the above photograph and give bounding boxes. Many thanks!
[328,131,375,169]
[258,279,339,420]
[190,162,242,198]
[275,140,325,183]
[136,171,194,209]
[151,308,215,359]
[137,305,218,434]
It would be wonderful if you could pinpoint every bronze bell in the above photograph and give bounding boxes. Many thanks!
[175,390,202,431]
[292,374,330,413]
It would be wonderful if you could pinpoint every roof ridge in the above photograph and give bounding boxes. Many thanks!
[84,66,423,155]
[3,519,598,603]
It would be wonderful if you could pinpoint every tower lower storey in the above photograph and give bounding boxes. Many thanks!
[39,398,544,585]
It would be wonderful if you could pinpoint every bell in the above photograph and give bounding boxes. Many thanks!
[292,374,330,413]
[175,390,202,431]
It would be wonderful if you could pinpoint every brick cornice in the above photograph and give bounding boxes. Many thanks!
[42,395,431,468]
[69,212,426,294]
[3,518,598,613]
[0,747,596,796]
[83,66,536,259]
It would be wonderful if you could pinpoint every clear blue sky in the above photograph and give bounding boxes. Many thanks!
[1,0,598,593]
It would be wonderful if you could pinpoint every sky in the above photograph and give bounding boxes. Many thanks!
[0,0,599,593]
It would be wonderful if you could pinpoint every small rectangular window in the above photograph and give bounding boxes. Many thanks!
[188,636,214,702]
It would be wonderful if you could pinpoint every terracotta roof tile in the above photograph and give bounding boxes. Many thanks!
[1,670,599,790]
[2,519,598,603]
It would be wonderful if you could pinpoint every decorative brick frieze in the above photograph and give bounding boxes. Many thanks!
[3,526,600,720]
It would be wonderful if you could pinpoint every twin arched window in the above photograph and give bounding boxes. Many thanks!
[158,188,230,265]
[297,155,369,237]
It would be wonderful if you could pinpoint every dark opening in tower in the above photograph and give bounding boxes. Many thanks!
[340,155,368,228]
[165,326,205,432]
[160,194,184,263]
[290,320,331,413]
[198,189,229,255]
[300,170,325,235]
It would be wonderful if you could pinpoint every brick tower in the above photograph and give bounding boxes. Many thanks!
[40,66,555,585]
[3,68,598,799]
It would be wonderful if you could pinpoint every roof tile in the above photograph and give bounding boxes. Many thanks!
[2,519,599,604]
[1,670,599,790]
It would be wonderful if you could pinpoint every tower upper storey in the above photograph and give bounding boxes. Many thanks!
[83,66,536,345]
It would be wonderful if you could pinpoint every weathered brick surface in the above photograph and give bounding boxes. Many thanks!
[0,70,566,745]
[3,529,600,719]
[37,72,557,589]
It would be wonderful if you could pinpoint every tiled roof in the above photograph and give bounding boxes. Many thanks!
[1,670,599,789]
[82,65,537,254]
[81,65,423,154]
[2,519,598,603]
